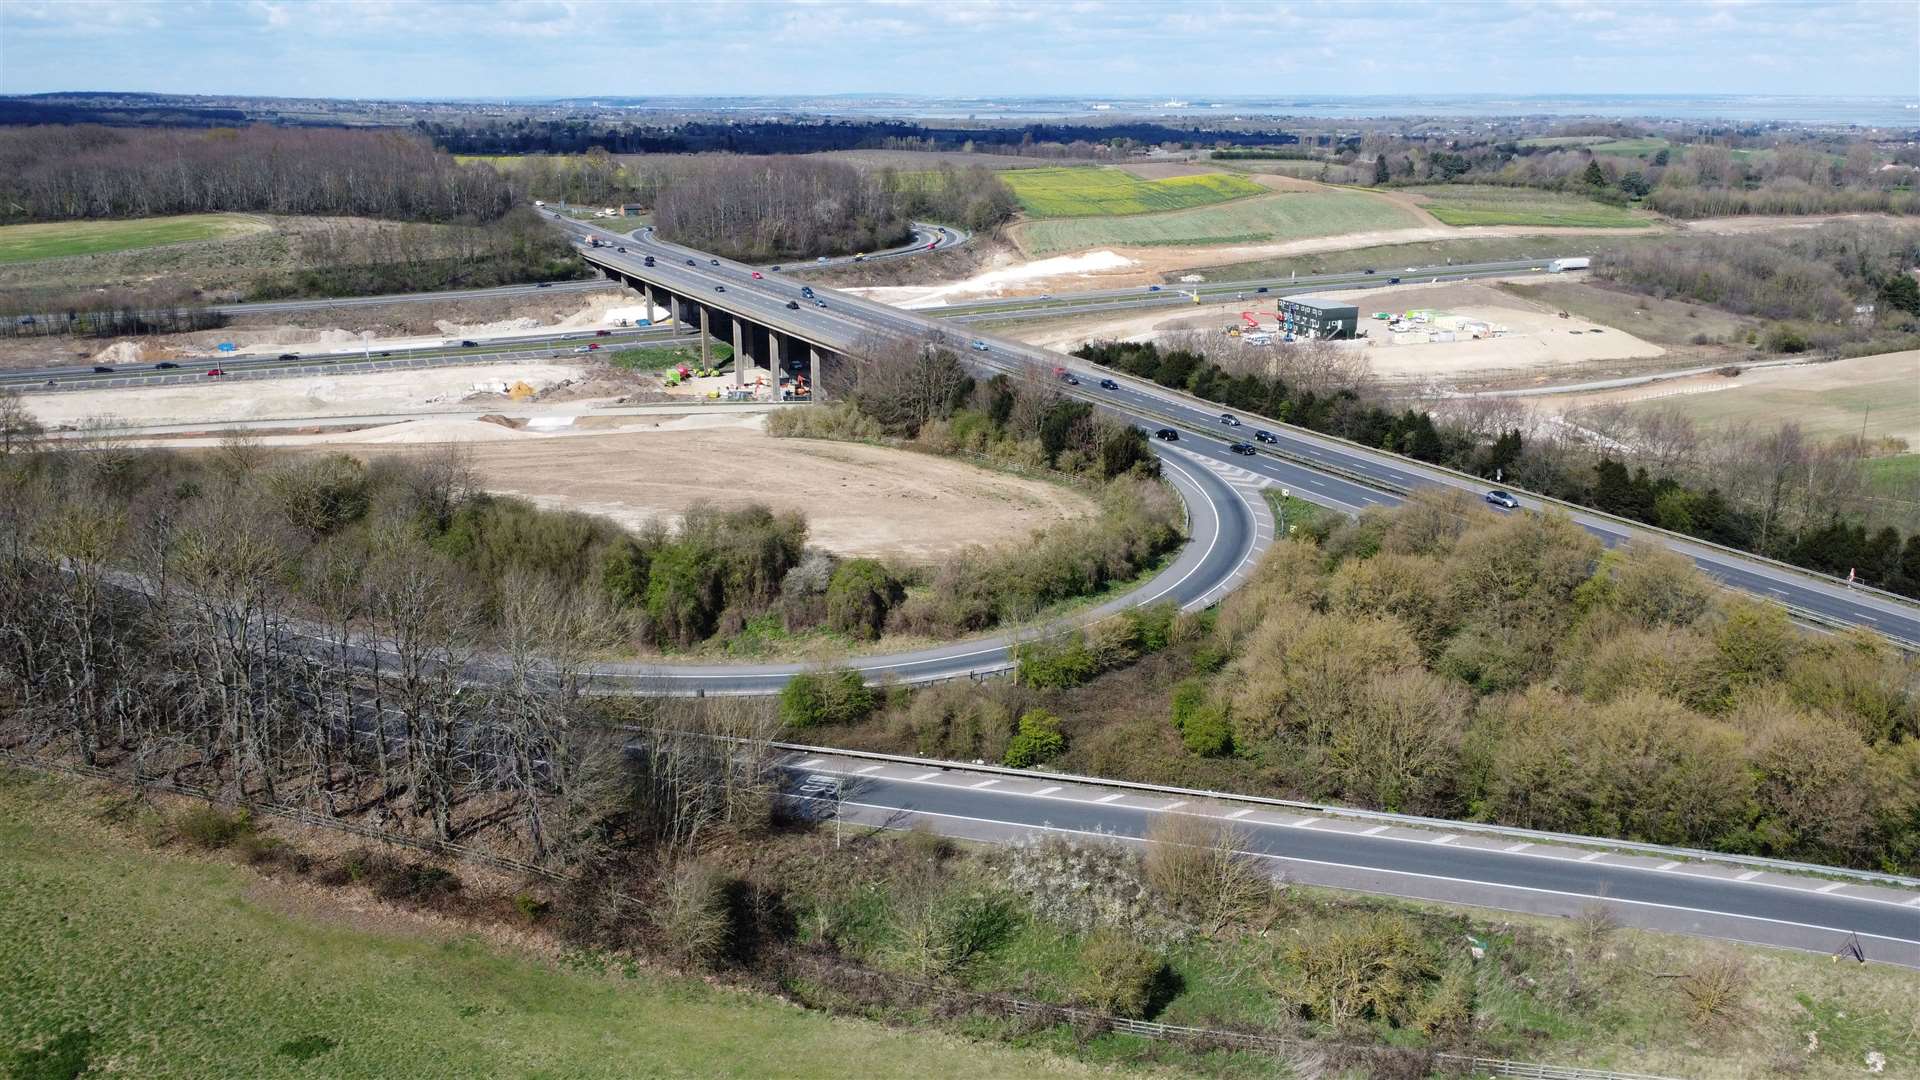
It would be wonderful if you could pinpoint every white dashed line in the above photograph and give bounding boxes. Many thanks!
[912,771,942,781]
[1736,871,1761,881]
[1032,786,1061,796]
[1580,852,1606,862]
[796,759,824,769]
[1161,800,1186,810]
[1096,793,1126,804]
[855,765,883,775]
[1816,882,1846,894]
[1433,835,1457,845]
[1505,842,1532,853]
[1294,817,1321,828]
[1656,861,1680,871]
[1363,825,1390,835]
[1225,808,1254,819]
[971,779,999,789]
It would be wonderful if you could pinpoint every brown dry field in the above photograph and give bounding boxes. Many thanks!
[324,424,1096,561]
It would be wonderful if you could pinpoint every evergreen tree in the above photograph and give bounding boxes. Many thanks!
[1582,159,1608,187]
[1373,153,1390,185]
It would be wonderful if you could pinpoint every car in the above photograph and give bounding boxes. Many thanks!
[1147,285,1161,292]
[573,345,593,353]
[1363,269,1376,275]
[1484,490,1521,510]
[853,253,866,262]
[751,271,763,279]
[595,329,612,336]
[785,300,800,310]
[1229,442,1256,456]
[714,285,726,292]
[1218,413,1239,426]
[460,340,478,348]
[1062,374,1080,386]
[1098,378,1118,390]
[813,299,826,308]
[153,361,179,369]
[1387,277,1401,285]
[537,282,554,288]
[969,340,990,352]
[686,258,697,266]
[817,256,828,263]
[92,365,114,373]
[586,343,599,350]
[1039,294,1052,300]
[1254,430,1276,444]
[710,259,720,266]
[379,351,391,357]
[205,368,224,377]
[615,246,626,253]
[643,256,655,267]
[1153,428,1179,441]
[1256,286,1268,293]
[1405,267,1417,272]
[770,265,781,272]
[800,286,815,298]
[278,353,299,360]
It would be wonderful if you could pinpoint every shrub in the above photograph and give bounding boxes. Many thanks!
[1075,929,1166,1019]
[1678,955,1752,1032]
[1013,634,1100,689]
[1281,912,1439,1030]
[1001,835,1155,935]
[657,857,731,970]
[1142,815,1270,931]
[367,859,464,905]
[824,558,903,641]
[779,668,877,728]
[1170,678,1233,756]
[1003,709,1066,768]
[889,883,1018,978]
[175,806,255,850]
[262,453,369,535]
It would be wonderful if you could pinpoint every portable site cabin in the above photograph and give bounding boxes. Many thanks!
[1277,296,1360,340]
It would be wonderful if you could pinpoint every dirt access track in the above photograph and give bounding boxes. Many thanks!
[316,417,1096,562]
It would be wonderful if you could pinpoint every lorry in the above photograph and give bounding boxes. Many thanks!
[1549,257,1591,273]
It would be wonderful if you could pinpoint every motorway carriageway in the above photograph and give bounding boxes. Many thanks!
[575,220,1920,654]
[777,749,1920,966]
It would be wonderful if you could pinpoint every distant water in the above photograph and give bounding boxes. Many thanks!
[574,94,1918,129]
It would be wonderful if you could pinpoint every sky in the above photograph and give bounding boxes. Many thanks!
[0,0,1915,102]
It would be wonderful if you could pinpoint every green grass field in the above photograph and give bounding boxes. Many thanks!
[0,770,1091,1079]
[1001,166,1265,217]
[1186,233,1669,282]
[1588,137,1674,160]
[1626,352,1920,444]
[1517,136,1610,149]
[1017,189,1420,255]
[0,214,267,264]
[1407,186,1650,228]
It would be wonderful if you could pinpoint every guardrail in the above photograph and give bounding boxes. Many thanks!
[767,738,1920,889]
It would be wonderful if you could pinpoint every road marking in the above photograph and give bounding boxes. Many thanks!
[856,765,883,774]
[1816,882,1846,894]
[1907,896,1920,907]
[971,779,1000,789]
[1769,588,1790,597]
[1580,852,1606,862]
[785,795,1920,950]
[1095,793,1126,803]
[1505,842,1532,853]
[1363,825,1390,835]
[1736,871,1761,881]
[1433,835,1457,845]
[912,771,942,781]
[1032,786,1061,796]
[796,758,823,768]
[1294,817,1321,828]
[1161,800,1186,810]
[1656,861,1680,871]
[1225,808,1254,819]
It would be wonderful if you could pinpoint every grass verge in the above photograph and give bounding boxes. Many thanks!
[1017,190,1420,256]
[0,767,1095,1079]
[1403,186,1651,228]
[1182,233,1668,282]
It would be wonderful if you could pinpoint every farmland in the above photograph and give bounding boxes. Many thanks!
[1000,166,1264,217]
[1407,186,1651,228]
[0,769,1093,1080]
[1618,350,1920,444]
[1015,189,1421,255]
[0,213,269,264]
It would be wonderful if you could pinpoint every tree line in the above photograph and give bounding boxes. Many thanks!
[0,125,523,225]
[1073,337,1920,598]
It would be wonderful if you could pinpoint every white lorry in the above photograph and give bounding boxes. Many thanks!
[1549,257,1591,273]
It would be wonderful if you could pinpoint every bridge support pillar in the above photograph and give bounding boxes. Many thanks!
[732,321,747,389]
[809,347,823,402]
[699,306,711,370]
[670,294,686,335]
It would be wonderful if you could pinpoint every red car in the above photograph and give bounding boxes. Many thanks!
[595,329,612,336]
[205,368,224,377]
[750,271,764,279]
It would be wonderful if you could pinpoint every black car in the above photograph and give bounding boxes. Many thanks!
[1229,442,1256,456]
[813,299,826,308]
[1153,428,1179,441]
[379,351,391,357]
[686,258,696,266]
[278,353,299,360]
[1388,277,1401,285]
[1062,374,1080,386]
[785,300,800,310]
[92,365,115,373]
[1363,268,1376,275]
[615,246,626,253]
[770,265,781,272]
[154,361,179,369]
[1218,413,1239,426]
[715,285,726,292]
[643,256,655,267]
[1098,378,1119,390]
[1254,430,1276,444]
[1255,286,1268,293]
[1485,490,1521,510]
[710,259,720,266]
[537,282,554,288]
[800,286,815,299]
[460,340,478,348]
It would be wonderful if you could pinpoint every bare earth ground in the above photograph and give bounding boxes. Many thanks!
[1536,349,1920,445]
[323,421,1097,561]
[1004,277,1668,391]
